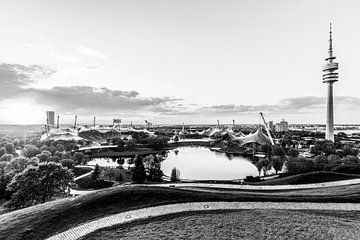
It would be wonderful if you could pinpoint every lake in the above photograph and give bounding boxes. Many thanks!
[161,146,258,180]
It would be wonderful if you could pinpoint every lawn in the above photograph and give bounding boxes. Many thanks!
[1,183,360,240]
[85,209,360,240]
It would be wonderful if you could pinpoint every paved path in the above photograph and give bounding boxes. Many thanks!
[46,201,360,240]
[69,177,360,195]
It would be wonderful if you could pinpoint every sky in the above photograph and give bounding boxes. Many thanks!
[0,0,360,125]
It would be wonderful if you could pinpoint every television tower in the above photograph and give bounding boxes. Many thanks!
[322,23,339,142]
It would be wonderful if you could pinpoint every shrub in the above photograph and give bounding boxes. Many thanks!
[75,176,113,189]
[73,167,92,177]
[244,175,263,182]
[342,155,360,165]
[332,164,360,174]
[286,157,315,174]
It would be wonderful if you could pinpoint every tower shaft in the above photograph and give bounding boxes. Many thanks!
[322,23,339,142]
[326,83,334,141]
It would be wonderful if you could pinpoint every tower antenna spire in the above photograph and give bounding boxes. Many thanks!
[329,22,333,59]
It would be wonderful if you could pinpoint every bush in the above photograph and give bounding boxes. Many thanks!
[243,175,263,182]
[313,155,328,170]
[341,155,360,165]
[73,167,93,177]
[286,157,315,175]
[75,177,113,189]
[332,164,360,174]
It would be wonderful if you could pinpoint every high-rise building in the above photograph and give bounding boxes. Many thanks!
[322,23,339,142]
[275,119,288,132]
[46,111,55,126]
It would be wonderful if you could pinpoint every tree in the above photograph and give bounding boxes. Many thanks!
[54,151,63,159]
[0,154,14,162]
[271,145,285,157]
[322,141,336,156]
[126,140,136,150]
[50,156,61,162]
[313,155,328,170]
[117,158,125,165]
[4,143,15,154]
[170,167,179,183]
[40,145,49,152]
[22,145,41,158]
[146,155,163,182]
[36,152,50,163]
[73,152,84,164]
[111,137,125,151]
[5,157,35,177]
[102,167,118,181]
[60,159,75,169]
[48,146,57,155]
[258,158,272,176]
[13,139,20,148]
[342,144,358,157]
[327,154,341,165]
[55,143,65,152]
[271,156,284,174]
[288,148,299,157]
[91,164,101,180]
[132,155,146,183]
[62,152,71,159]
[0,147,6,158]
[5,163,73,209]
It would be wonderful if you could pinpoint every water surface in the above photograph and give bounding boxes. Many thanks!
[161,146,258,180]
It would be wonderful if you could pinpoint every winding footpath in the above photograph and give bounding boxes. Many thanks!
[69,177,360,195]
[46,201,360,240]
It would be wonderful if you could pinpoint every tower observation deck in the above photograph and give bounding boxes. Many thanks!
[323,23,339,142]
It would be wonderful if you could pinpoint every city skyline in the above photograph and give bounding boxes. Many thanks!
[1,0,360,125]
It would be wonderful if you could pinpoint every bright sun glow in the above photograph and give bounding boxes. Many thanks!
[0,99,47,124]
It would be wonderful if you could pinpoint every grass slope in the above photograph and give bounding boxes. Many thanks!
[1,184,360,240]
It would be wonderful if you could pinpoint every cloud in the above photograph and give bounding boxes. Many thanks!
[0,63,56,99]
[75,46,109,60]
[163,96,360,116]
[21,86,180,114]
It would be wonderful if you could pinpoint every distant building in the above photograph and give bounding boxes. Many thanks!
[268,121,274,131]
[275,119,289,132]
[46,111,55,126]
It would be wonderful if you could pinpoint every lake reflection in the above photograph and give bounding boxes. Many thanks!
[161,146,258,180]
